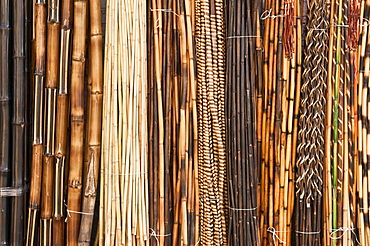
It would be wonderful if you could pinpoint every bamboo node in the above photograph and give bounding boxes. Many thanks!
[0,185,28,197]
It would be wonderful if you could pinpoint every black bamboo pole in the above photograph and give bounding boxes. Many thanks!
[10,0,27,244]
[0,0,11,244]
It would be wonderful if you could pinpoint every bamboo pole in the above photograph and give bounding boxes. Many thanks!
[66,0,87,244]
[40,0,60,244]
[0,0,11,243]
[10,0,27,244]
[53,0,73,244]
[26,0,47,244]
[78,0,103,243]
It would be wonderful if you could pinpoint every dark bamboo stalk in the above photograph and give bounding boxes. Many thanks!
[10,0,27,244]
[0,0,11,243]
[26,0,47,244]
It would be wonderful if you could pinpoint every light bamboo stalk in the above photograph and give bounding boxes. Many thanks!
[53,0,73,244]
[66,0,87,244]
[78,0,103,243]
[40,0,60,245]
[26,0,47,244]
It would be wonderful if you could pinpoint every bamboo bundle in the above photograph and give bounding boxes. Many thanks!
[10,0,27,244]
[0,0,11,243]
[78,0,103,243]
[225,0,261,245]
[98,0,149,244]
[259,0,299,244]
[40,0,60,244]
[53,0,73,244]
[66,0,87,244]
[147,0,198,245]
[195,0,228,244]
[295,0,329,245]
[27,0,47,244]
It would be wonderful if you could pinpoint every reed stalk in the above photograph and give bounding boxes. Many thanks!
[0,0,11,243]
[78,0,103,243]
[27,0,47,244]
[66,0,87,244]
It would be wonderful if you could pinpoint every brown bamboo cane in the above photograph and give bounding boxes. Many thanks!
[0,0,11,243]
[26,0,47,244]
[53,0,73,244]
[66,0,87,244]
[40,0,60,244]
[78,0,103,243]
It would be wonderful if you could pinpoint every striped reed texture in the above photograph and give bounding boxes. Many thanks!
[195,0,228,245]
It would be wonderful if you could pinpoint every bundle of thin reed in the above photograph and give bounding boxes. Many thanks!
[78,0,103,244]
[295,0,329,245]
[27,0,47,244]
[66,0,88,244]
[225,0,261,245]
[195,0,228,244]
[40,0,60,244]
[259,0,299,244]
[53,0,73,244]
[98,0,149,244]
[10,0,28,244]
[147,0,198,245]
[0,0,11,243]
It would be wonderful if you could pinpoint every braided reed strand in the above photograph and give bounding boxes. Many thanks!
[295,0,329,244]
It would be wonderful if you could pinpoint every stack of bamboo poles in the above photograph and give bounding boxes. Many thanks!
[26,0,103,245]
[0,0,29,244]
[195,0,228,245]
[147,0,199,245]
[225,0,261,245]
[295,0,329,245]
[98,0,149,244]
[259,0,302,244]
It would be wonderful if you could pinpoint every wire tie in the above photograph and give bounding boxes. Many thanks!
[149,228,171,245]
[226,35,261,39]
[228,204,260,211]
[295,230,320,235]
[328,227,360,244]
[267,227,287,245]
[102,171,148,176]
